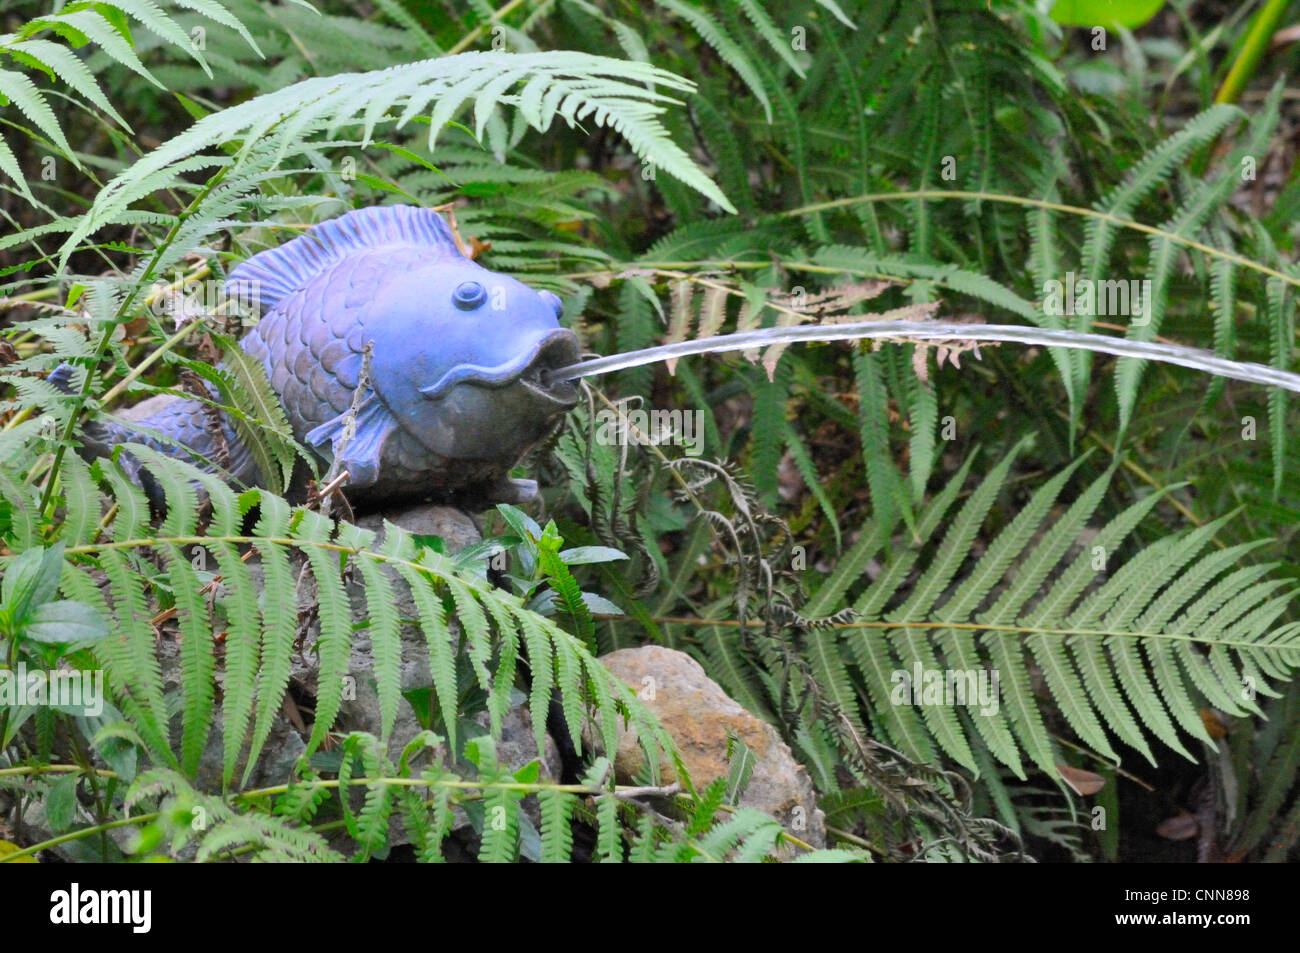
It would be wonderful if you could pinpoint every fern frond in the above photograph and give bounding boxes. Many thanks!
[537,786,576,863]
[810,451,1300,779]
[58,50,733,267]
[1114,88,1282,435]
[336,522,402,744]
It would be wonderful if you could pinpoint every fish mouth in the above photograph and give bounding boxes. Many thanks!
[518,330,581,406]
[420,328,580,407]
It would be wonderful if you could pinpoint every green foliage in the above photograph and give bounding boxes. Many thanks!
[51,445,673,780]
[813,450,1299,778]
[93,738,860,863]
[5,0,1300,863]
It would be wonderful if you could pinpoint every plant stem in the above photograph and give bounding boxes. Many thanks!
[1215,0,1292,105]
[97,315,208,407]
[446,0,530,54]
[0,812,160,862]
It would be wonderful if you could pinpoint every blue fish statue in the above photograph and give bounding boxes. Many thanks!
[58,205,581,507]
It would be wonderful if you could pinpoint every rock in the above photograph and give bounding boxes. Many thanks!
[355,503,482,556]
[597,645,827,850]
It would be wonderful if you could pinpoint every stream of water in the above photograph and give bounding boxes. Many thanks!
[546,321,1300,394]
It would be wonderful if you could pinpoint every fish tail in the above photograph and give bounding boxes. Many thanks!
[47,362,261,513]
[48,363,140,463]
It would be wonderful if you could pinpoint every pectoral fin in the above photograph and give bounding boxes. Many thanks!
[303,393,395,487]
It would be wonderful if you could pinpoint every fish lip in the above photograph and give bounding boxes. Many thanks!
[420,328,580,405]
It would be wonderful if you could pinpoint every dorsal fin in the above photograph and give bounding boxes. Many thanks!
[226,205,465,313]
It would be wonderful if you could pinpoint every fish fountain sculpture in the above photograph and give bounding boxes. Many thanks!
[58,205,582,507]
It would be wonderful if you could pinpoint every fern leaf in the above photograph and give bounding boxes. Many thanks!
[337,522,403,743]
[296,509,352,757]
[538,787,576,863]
[210,335,301,494]
[244,491,297,784]
[595,792,622,862]
[384,529,460,757]
[516,610,556,758]
[652,0,771,121]
[1267,276,1293,498]
[0,68,76,158]
[479,786,520,863]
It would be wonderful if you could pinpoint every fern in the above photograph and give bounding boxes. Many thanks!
[125,768,342,862]
[31,49,733,271]
[537,786,576,863]
[802,452,1300,778]
[209,336,300,494]
[0,441,679,792]
[0,0,260,190]
[1113,85,1283,435]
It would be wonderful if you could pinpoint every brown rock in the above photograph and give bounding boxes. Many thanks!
[597,645,826,849]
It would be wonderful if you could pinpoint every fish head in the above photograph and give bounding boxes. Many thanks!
[366,260,580,460]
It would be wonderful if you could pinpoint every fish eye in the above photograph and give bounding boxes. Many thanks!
[453,280,486,310]
[539,290,563,318]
